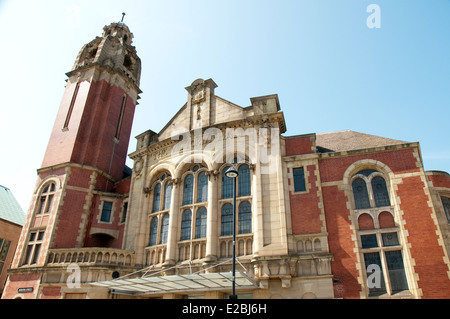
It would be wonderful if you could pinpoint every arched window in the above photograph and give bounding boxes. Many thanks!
[222,169,234,199]
[152,183,161,212]
[180,210,192,241]
[372,177,390,207]
[238,164,251,197]
[149,217,158,246]
[197,171,208,203]
[221,203,233,236]
[37,182,56,214]
[352,178,370,209]
[238,201,252,234]
[183,174,194,205]
[160,214,170,244]
[195,207,207,239]
[163,183,172,210]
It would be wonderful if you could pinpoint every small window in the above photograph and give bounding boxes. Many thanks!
[195,207,207,239]
[441,197,450,222]
[361,234,378,249]
[149,217,158,246]
[160,214,170,244]
[152,183,161,212]
[24,230,45,265]
[197,171,208,203]
[121,202,128,223]
[293,167,306,192]
[372,177,390,207]
[381,232,399,247]
[163,183,172,210]
[100,201,113,222]
[183,174,194,205]
[221,203,234,236]
[238,164,251,197]
[238,201,252,234]
[180,210,192,241]
[352,178,371,209]
[222,169,234,199]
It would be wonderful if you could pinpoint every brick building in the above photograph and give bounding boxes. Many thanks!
[3,22,450,299]
[0,185,25,297]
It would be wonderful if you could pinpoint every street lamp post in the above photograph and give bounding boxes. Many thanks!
[225,166,239,299]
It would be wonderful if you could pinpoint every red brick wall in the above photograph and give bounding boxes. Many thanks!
[289,165,323,234]
[2,273,40,299]
[322,184,362,298]
[396,176,450,298]
[41,78,136,182]
[285,135,315,156]
[427,172,450,189]
[319,148,419,183]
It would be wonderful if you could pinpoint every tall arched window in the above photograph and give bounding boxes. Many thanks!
[195,207,207,239]
[37,182,56,215]
[222,169,234,199]
[221,203,233,236]
[180,210,192,241]
[238,164,251,197]
[163,183,172,210]
[160,214,170,244]
[183,174,194,205]
[372,177,390,207]
[149,217,158,246]
[352,178,371,209]
[197,171,208,203]
[152,183,161,212]
[238,201,252,234]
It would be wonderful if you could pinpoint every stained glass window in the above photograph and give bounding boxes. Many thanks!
[195,207,207,239]
[372,176,390,207]
[197,171,208,203]
[238,201,252,234]
[221,203,233,236]
[180,210,192,241]
[352,178,371,209]
[222,169,233,199]
[183,174,194,205]
[238,165,251,197]
[441,196,450,222]
[385,250,408,293]
[160,214,170,244]
[149,217,158,246]
[153,183,161,212]
[163,183,172,210]
[364,252,387,296]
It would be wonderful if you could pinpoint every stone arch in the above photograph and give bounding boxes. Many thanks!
[358,213,375,230]
[343,159,394,186]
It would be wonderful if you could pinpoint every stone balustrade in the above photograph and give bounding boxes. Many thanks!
[46,248,135,267]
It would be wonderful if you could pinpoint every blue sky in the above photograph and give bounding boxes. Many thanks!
[1,0,449,211]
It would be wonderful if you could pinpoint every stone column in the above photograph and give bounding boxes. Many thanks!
[165,179,180,266]
[205,171,219,261]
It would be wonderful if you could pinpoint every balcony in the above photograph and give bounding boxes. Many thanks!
[46,248,135,267]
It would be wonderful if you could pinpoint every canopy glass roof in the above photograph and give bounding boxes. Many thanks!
[91,271,257,296]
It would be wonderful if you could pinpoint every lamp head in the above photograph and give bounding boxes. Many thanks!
[225,166,239,178]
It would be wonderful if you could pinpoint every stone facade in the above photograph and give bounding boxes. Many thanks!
[3,22,450,299]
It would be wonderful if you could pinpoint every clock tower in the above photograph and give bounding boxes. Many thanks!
[2,21,142,299]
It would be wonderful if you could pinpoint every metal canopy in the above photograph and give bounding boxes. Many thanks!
[90,271,257,296]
